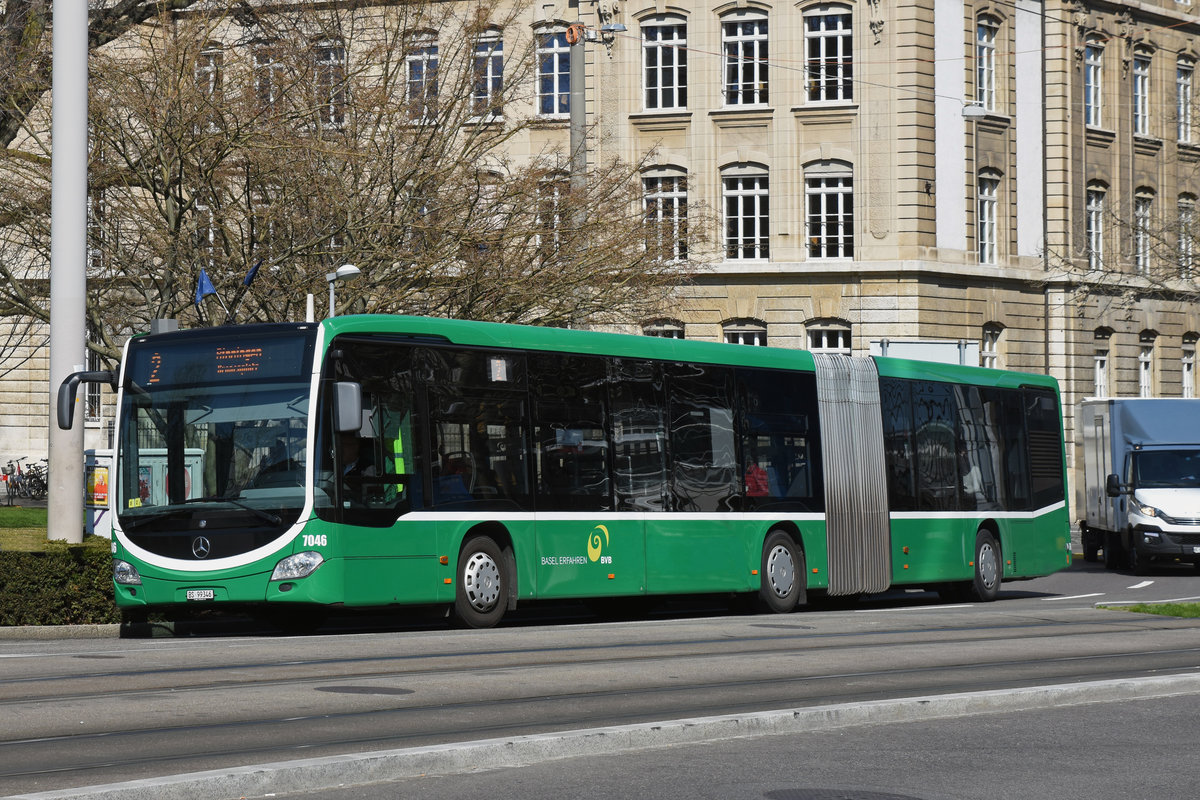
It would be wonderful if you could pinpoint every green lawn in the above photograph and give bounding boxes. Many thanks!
[0,506,50,552]
[1111,603,1200,618]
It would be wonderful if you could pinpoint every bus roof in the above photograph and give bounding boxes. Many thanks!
[134,315,1057,391]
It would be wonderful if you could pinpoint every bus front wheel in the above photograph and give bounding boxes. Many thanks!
[760,530,805,613]
[455,536,508,628]
[970,530,1001,602]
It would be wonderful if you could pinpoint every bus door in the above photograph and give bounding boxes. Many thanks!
[647,364,747,595]
[532,354,646,599]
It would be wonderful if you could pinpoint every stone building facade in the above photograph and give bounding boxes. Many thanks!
[2,0,1199,519]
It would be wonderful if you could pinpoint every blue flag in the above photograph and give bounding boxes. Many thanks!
[243,260,262,287]
[195,268,217,305]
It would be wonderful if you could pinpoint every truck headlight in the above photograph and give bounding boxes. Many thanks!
[1135,501,1163,518]
[271,551,324,581]
[113,560,142,586]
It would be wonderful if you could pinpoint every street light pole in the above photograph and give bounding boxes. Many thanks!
[325,264,362,317]
[47,0,88,543]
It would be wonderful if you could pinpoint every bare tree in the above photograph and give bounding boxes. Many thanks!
[0,1,710,362]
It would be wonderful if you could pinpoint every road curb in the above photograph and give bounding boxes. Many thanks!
[9,672,1200,800]
[0,625,119,641]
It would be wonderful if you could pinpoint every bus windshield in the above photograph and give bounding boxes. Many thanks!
[115,328,317,550]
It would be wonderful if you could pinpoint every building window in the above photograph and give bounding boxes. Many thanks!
[195,201,217,269]
[725,319,767,346]
[805,161,853,258]
[643,169,688,261]
[1184,336,1197,398]
[976,16,997,112]
[1086,183,1105,270]
[254,44,280,112]
[808,325,851,354]
[1085,43,1103,128]
[1094,348,1109,398]
[723,166,769,260]
[313,39,347,129]
[195,42,223,99]
[805,7,852,103]
[643,18,687,110]
[472,32,503,116]
[537,30,570,116]
[722,11,768,106]
[535,176,567,254]
[407,34,439,119]
[85,340,103,423]
[981,324,1002,369]
[977,172,999,264]
[1135,192,1154,273]
[1179,59,1194,143]
[644,319,685,339]
[1134,53,1151,136]
[1139,333,1157,398]
[1180,196,1196,278]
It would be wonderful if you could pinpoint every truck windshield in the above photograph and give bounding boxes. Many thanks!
[1133,449,1200,489]
[114,328,317,554]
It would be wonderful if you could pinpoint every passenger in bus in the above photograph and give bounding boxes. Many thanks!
[745,455,769,498]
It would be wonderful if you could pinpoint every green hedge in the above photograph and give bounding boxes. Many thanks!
[0,537,119,625]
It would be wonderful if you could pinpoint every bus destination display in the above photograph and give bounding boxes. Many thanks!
[128,334,310,387]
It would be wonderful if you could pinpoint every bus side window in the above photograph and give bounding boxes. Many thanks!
[668,364,738,513]
[611,359,667,512]
[530,353,610,512]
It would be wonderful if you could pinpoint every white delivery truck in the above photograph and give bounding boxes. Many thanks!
[1079,398,1200,573]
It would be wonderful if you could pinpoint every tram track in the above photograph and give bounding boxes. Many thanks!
[0,610,1189,704]
[2,599,1200,796]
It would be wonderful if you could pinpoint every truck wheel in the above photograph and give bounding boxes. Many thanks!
[1103,531,1126,571]
[1128,540,1150,576]
[970,530,1001,602]
[1080,523,1100,562]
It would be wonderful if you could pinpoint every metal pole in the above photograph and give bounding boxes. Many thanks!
[47,0,89,543]
[569,26,586,193]
[327,280,336,317]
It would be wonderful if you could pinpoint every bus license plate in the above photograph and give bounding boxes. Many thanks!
[186,589,215,601]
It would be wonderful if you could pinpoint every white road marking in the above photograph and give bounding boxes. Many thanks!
[1043,593,1104,601]
[1127,581,1154,589]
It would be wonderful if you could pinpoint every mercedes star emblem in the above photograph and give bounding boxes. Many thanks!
[192,536,212,559]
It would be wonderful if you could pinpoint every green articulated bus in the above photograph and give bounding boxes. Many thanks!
[60,315,1071,628]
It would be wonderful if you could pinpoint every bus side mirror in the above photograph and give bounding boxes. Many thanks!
[1105,473,1124,497]
[333,381,362,434]
[57,370,117,430]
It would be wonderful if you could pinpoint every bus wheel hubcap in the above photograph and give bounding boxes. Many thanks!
[978,543,998,589]
[464,552,501,611]
[766,545,795,598]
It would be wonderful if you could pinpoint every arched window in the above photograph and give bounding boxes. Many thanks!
[1179,58,1194,143]
[977,170,1001,264]
[724,318,768,346]
[313,38,347,129]
[1084,39,1103,127]
[643,319,685,339]
[1179,194,1196,278]
[1086,181,1107,269]
[1134,188,1155,274]
[1184,333,1198,398]
[643,165,689,261]
[807,319,851,354]
[1139,329,1158,398]
[1133,48,1152,136]
[981,323,1004,369]
[723,163,769,260]
[976,15,998,112]
[642,14,688,110]
[721,8,768,106]
[1094,327,1113,398]
[535,27,570,116]
[805,160,854,258]
[472,29,504,117]
[805,5,853,102]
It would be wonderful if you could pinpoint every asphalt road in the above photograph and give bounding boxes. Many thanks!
[1,557,1198,800]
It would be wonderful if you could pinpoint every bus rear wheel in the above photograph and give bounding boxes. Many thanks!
[759,530,805,613]
[455,536,508,629]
